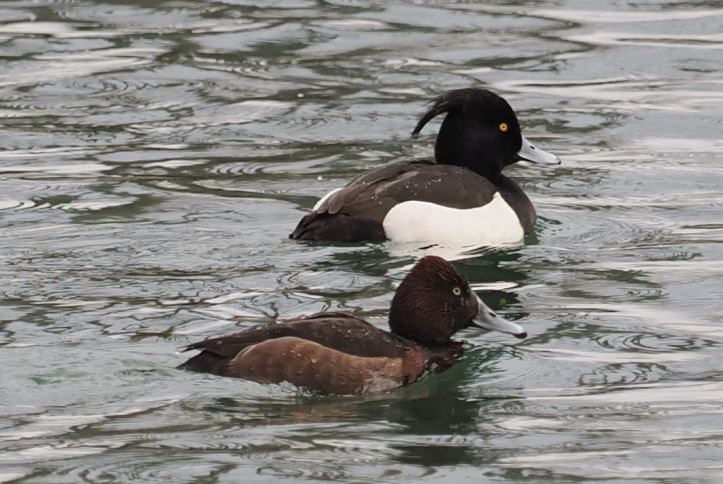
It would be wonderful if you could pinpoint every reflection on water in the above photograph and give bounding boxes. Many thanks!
[1,0,722,482]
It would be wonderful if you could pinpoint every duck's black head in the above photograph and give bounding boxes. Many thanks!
[412,88,560,182]
[388,255,527,346]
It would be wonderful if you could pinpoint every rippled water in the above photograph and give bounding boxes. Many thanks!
[1,1,722,482]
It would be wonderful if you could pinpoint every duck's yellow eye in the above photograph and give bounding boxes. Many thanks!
[499,122,509,132]
[452,287,462,296]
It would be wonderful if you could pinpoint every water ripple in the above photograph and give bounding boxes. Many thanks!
[0,47,163,88]
[1,1,722,482]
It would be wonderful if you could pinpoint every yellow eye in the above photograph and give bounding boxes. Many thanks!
[452,287,461,296]
[499,122,508,132]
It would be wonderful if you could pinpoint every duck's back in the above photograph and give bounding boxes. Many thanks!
[290,159,534,244]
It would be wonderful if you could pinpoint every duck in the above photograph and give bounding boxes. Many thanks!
[290,88,561,246]
[178,255,526,395]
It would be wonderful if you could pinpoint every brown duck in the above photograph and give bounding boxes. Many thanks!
[179,256,526,395]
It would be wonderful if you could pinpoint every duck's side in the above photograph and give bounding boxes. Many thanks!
[179,312,463,394]
[290,160,534,244]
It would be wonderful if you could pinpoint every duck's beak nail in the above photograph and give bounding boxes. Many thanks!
[517,135,561,165]
[471,295,527,339]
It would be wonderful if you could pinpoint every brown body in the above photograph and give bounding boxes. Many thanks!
[224,336,460,394]
[179,256,525,395]
[179,312,463,395]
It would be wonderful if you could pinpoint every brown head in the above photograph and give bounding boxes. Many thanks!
[388,255,527,346]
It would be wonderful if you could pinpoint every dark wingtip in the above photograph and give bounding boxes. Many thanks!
[180,339,209,352]
[515,332,527,340]
[289,214,312,240]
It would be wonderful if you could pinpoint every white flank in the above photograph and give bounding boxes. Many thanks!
[312,187,342,211]
[382,193,524,246]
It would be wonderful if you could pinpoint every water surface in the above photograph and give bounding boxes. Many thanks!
[1,1,722,482]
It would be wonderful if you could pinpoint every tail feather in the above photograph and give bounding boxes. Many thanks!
[289,212,385,242]
[177,351,230,375]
